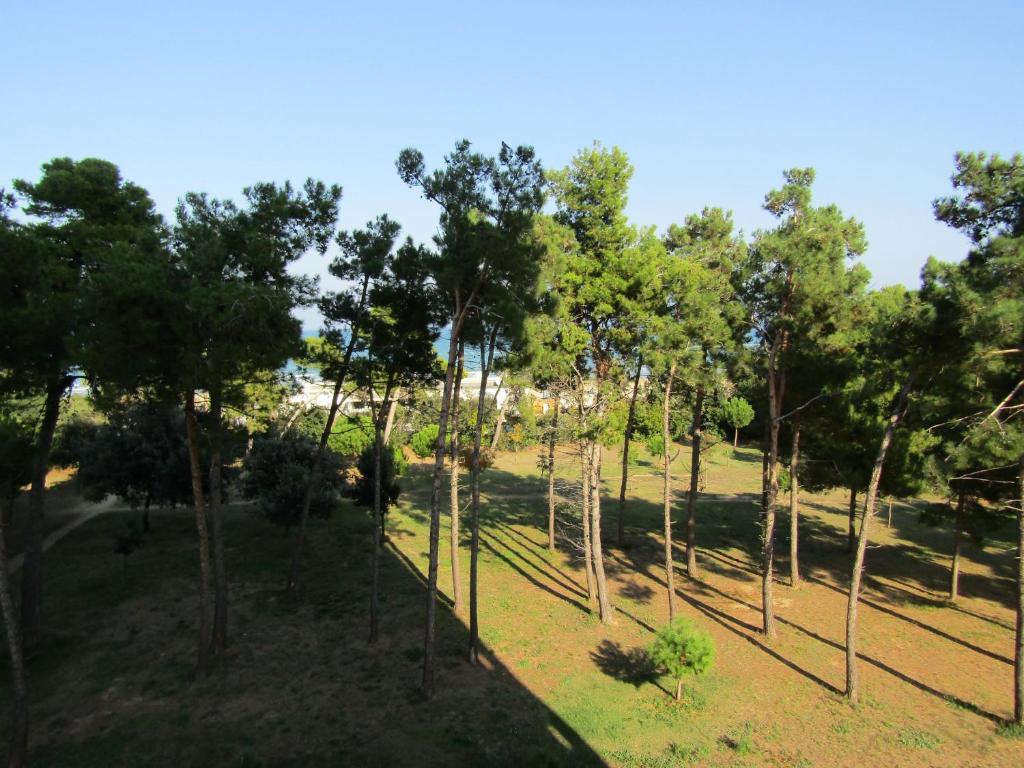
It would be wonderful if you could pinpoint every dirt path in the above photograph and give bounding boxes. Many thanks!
[8,496,118,573]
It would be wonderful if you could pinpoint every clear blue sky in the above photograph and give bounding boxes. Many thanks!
[3,1,1022,333]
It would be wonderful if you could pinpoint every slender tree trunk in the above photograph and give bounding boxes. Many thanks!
[617,355,643,548]
[789,420,801,589]
[208,387,228,653]
[1,498,28,768]
[674,678,683,701]
[762,336,786,640]
[449,342,465,614]
[686,383,704,580]
[580,438,597,607]
[382,392,399,445]
[734,426,739,448]
[547,402,559,552]
[21,374,69,650]
[590,439,615,625]
[184,390,213,670]
[469,329,497,663]
[663,362,677,619]
[489,384,510,451]
[423,300,474,697]
[949,489,965,603]
[289,285,365,592]
[846,374,914,703]
[369,420,384,644]
[760,422,770,512]
[848,488,858,554]
[1013,453,1023,724]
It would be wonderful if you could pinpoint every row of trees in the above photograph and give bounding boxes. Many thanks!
[0,144,1021,765]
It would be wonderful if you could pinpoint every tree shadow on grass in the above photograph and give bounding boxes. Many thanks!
[589,640,665,694]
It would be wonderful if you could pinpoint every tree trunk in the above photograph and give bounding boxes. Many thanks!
[468,329,497,663]
[288,286,365,593]
[590,439,615,625]
[489,383,510,451]
[382,392,399,446]
[663,362,677,620]
[949,489,965,603]
[547,402,558,552]
[208,387,228,653]
[1,498,28,768]
[762,335,786,640]
[21,374,69,650]
[686,383,704,580]
[369,420,384,644]
[423,301,473,697]
[674,678,683,701]
[848,488,858,554]
[734,426,739,448]
[789,420,801,589]
[449,342,465,614]
[1014,453,1024,724]
[846,374,914,703]
[184,390,213,670]
[617,355,644,548]
[580,438,597,607]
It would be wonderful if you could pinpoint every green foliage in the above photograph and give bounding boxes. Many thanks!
[721,396,754,433]
[242,433,343,528]
[645,433,665,460]
[0,410,34,501]
[295,409,375,459]
[649,618,716,686]
[53,403,195,510]
[352,444,401,513]
[410,423,440,458]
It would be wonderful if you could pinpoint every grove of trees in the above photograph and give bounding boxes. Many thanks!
[0,145,1021,765]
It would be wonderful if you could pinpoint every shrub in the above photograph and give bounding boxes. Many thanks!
[242,434,343,529]
[646,433,665,460]
[353,444,401,513]
[410,423,440,458]
[649,617,715,701]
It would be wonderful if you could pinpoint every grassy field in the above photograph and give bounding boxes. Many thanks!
[1,439,1022,766]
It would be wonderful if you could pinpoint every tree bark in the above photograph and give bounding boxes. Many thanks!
[663,362,677,619]
[449,342,465,614]
[382,392,399,446]
[734,426,739,448]
[1,498,28,768]
[423,297,475,697]
[489,382,510,451]
[762,333,786,640]
[789,420,801,589]
[1014,453,1023,724]
[468,328,497,663]
[547,402,559,552]
[21,374,70,650]
[369,418,384,644]
[590,439,615,625]
[949,489,965,603]
[686,383,704,580]
[617,355,644,548]
[208,386,228,653]
[580,438,597,607]
[846,374,914,703]
[184,390,213,670]
[848,488,858,554]
[288,305,364,592]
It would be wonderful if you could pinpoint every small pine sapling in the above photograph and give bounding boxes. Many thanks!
[649,617,716,701]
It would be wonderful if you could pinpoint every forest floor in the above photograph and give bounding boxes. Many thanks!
[1,440,1022,766]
